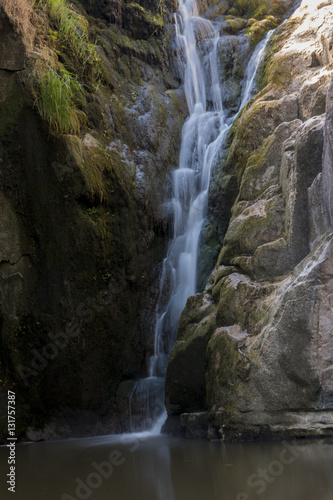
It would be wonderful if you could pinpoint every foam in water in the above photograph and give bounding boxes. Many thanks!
[130,0,275,433]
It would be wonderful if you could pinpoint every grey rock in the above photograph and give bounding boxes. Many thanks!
[165,1,333,440]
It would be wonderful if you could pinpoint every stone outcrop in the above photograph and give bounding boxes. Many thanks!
[0,0,35,71]
[165,0,333,440]
[0,0,186,441]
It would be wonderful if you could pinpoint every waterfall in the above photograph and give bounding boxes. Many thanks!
[240,29,274,110]
[129,0,274,433]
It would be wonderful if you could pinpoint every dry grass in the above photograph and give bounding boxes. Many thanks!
[2,0,32,34]
[2,0,36,51]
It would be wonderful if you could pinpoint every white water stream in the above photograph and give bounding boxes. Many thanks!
[131,0,274,432]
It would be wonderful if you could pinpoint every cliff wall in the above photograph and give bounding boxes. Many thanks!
[165,0,333,440]
[0,0,185,440]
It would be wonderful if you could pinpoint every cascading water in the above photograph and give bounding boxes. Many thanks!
[129,0,274,433]
[240,29,274,110]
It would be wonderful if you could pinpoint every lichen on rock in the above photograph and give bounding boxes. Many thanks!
[165,0,333,441]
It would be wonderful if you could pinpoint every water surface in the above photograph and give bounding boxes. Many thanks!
[1,434,333,500]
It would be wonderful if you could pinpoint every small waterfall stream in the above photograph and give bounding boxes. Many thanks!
[129,0,274,433]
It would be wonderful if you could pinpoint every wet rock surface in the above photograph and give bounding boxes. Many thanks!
[0,0,185,440]
[165,0,333,440]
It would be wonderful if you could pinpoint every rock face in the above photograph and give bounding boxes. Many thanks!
[165,0,333,440]
[1,0,332,443]
[0,0,186,441]
[0,0,34,70]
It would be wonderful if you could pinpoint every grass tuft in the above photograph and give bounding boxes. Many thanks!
[35,67,85,134]
[40,0,102,83]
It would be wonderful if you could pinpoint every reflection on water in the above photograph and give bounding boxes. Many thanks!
[1,435,333,500]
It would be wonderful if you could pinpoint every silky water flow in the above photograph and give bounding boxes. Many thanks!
[129,0,274,433]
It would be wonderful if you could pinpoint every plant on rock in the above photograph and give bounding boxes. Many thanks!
[40,0,102,83]
[35,67,84,134]
[227,0,288,18]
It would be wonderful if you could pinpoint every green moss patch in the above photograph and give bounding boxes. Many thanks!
[226,0,292,19]
[206,327,249,413]
[245,16,279,47]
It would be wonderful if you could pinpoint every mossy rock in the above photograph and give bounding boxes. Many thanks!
[122,2,164,40]
[225,0,293,19]
[215,273,254,327]
[224,16,247,34]
[177,293,214,341]
[196,222,221,292]
[245,15,279,47]
[127,0,165,14]
[205,1,230,21]
[211,265,238,302]
[218,195,285,264]
[209,161,239,239]
[206,326,250,412]
[217,35,248,115]
[237,119,300,203]
[223,93,299,188]
[259,18,300,89]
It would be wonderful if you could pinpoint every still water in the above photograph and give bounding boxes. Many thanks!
[1,434,333,500]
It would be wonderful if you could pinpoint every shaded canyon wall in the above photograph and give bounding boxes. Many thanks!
[0,0,186,440]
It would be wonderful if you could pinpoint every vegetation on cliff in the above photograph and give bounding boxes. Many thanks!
[0,0,185,440]
[226,0,293,18]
